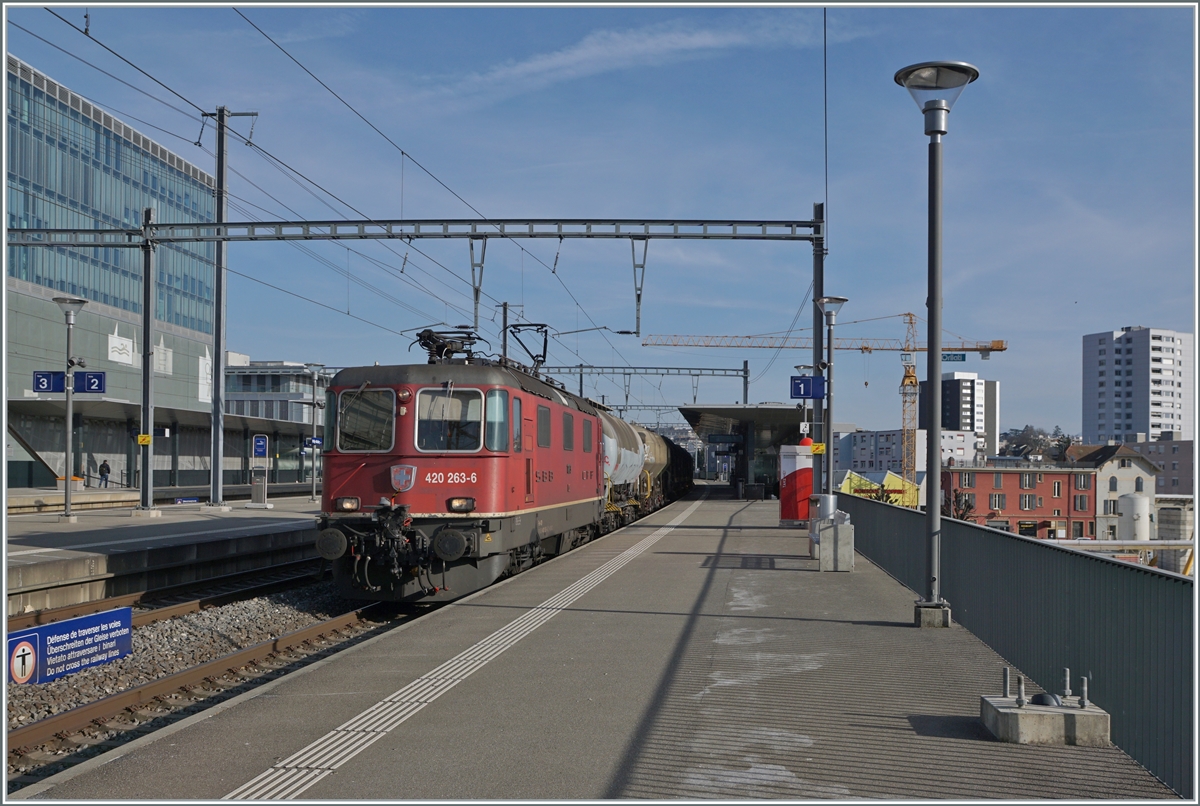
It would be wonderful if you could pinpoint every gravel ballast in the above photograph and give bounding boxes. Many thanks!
[7,582,358,732]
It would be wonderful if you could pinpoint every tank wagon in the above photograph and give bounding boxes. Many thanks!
[316,330,693,603]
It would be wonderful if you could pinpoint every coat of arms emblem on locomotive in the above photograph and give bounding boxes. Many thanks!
[391,465,416,492]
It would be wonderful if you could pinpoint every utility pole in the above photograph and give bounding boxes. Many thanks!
[811,202,826,495]
[205,106,256,511]
[136,208,158,515]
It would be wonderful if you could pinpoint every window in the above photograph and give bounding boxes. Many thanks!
[1052,480,1062,497]
[960,471,975,488]
[1074,494,1088,512]
[1119,458,1132,467]
[338,389,395,452]
[562,412,575,451]
[989,493,1006,511]
[537,405,551,448]
[1135,477,1144,493]
[1109,476,1118,492]
[963,492,976,509]
[993,473,1003,489]
[1103,499,1119,515]
[484,389,509,451]
[1073,522,1084,538]
[1075,474,1091,490]
[416,389,482,451]
[583,418,593,453]
[513,397,521,452]
[1020,473,1036,489]
[1019,494,1036,510]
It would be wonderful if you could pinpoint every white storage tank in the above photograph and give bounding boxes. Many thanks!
[1117,494,1152,542]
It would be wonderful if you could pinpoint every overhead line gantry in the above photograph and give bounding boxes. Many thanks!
[10,212,824,522]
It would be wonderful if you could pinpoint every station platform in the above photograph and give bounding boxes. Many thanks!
[6,482,321,514]
[13,483,1176,799]
[6,498,320,616]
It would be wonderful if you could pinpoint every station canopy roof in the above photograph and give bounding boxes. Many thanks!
[677,404,804,441]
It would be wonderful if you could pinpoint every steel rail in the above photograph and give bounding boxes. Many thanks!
[7,603,383,750]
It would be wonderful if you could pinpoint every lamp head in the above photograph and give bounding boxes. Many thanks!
[816,296,849,321]
[53,297,88,318]
[894,61,979,112]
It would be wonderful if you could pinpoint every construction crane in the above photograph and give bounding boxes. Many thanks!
[643,314,1007,497]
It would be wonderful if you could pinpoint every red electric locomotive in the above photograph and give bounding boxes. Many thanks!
[316,329,692,602]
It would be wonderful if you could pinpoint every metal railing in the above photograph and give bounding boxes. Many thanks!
[840,495,1194,798]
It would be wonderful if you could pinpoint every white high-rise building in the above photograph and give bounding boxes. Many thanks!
[1082,326,1193,444]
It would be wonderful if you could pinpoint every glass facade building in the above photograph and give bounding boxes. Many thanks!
[6,54,216,332]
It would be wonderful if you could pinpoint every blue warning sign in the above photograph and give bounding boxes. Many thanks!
[7,608,132,684]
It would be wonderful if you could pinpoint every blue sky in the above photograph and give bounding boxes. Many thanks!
[7,5,1195,434]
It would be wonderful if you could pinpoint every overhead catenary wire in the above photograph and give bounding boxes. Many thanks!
[231,8,639,373]
[20,12,650,405]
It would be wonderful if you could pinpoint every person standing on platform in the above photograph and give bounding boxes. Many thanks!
[98,459,111,488]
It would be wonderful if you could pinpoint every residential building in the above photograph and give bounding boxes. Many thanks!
[919,371,1001,456]
[834,428,981,473]
[942,465,1097,539]
[1082,326,1193,444]
[1128,435,1195,495]
[1064,444,1160,539]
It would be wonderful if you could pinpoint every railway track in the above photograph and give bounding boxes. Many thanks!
[6,584,416,793]
[7,558,326,633]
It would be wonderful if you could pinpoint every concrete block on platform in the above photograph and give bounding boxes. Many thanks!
[129,508,162,518]
[816,522,854,571]
[981,695,1110,746]
[914,605,952,628]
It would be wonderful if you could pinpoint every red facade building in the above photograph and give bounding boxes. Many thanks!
[941,467,1098,539]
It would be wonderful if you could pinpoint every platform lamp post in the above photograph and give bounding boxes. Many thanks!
[895,60,979,622]
[815,297,847,500]
[53,296,88,523]
[305,363,324,503]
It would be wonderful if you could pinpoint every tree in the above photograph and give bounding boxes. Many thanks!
[941,488,977,522]
[1000,424,1053,457]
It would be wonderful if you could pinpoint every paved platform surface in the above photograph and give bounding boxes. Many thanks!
[7,496,319,557]
[15,484,1178,799]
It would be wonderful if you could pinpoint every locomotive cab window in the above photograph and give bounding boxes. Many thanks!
[337,388,395,452]
[416,389,483,452]
[583,418,593,452]
[563,412,574,451]
[485,389,509,451]
[537,405,551,448]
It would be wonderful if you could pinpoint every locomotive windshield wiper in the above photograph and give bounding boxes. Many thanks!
[339,381,371,418]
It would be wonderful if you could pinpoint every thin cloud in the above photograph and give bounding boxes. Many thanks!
[413,15,844,110]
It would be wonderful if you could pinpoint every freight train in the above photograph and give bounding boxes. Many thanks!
[315,329,693,603]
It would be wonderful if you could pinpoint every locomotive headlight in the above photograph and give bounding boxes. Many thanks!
[397,388,412,403]
[447,497,476,513]
[335,497,360,512]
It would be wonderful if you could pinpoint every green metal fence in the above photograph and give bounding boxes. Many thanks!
[840,494,1194,798]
